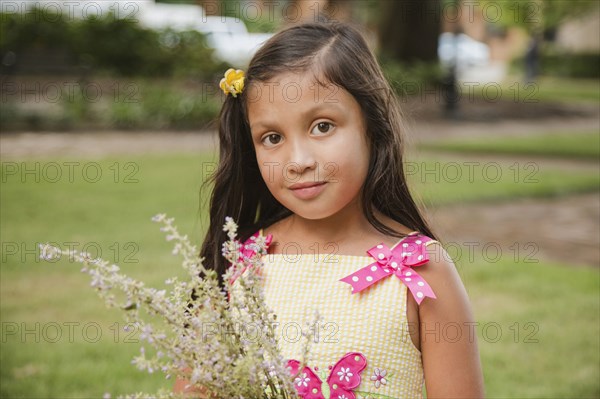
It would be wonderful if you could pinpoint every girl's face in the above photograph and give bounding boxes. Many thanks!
[247,71,370,220]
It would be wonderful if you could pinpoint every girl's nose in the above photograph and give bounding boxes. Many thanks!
[285,140,317,179]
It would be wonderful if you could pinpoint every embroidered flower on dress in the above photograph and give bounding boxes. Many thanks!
[337,366,353,382]
[295,372,310,387]
[370,367,388,388]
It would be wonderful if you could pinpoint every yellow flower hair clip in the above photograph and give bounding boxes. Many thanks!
[219,68,245,97]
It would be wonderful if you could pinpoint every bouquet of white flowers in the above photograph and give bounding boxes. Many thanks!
[40,215,317,399]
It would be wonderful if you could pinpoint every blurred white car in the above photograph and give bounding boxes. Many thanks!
[438,32,490,69]
[136,2,204,31]
[196,16,272,66]
[137,3,271,66]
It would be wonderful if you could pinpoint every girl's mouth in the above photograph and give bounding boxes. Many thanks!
[289,182,327,200]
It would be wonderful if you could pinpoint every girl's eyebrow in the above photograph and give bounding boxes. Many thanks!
[250,102,344,133]
[249,120,275,132]
[300,101,343,118]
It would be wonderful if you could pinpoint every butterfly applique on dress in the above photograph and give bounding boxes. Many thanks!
[286,352,367,399]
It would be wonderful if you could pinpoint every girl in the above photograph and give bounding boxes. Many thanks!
[175,21,484,398]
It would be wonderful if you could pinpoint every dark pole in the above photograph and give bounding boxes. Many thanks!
[442,27,461,119]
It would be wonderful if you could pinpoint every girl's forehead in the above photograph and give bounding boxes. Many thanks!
[246,71,348,108]
[251,70,326,87]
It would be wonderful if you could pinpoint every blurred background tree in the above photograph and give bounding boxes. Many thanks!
[378,0,441,64]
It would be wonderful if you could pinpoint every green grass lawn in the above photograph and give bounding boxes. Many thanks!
[420,131,600,160]
[406,155,599,207]
[1,153,217,397]
[1,151,598,398]
[462,256,599,398]
[526,76,600,104]
[462,76,600,105]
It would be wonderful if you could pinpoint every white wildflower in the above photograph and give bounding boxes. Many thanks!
[39,214,302,399]
[151,213,166,222]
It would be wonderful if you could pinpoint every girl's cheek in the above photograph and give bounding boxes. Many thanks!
[257,159,281,187]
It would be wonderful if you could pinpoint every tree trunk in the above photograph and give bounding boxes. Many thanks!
[378,0,441,63]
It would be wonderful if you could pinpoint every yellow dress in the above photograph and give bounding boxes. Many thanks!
[231,229,439,399]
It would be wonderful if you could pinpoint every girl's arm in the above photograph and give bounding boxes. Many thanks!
[418,242,485,398]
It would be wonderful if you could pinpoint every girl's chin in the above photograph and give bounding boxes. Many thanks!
[284,205,342,221]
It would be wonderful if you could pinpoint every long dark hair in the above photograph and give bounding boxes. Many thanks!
[200,21,438,288]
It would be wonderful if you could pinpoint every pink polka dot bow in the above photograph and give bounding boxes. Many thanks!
[339,233,437,305]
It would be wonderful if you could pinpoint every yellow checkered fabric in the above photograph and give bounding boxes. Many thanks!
[232,229,430,399]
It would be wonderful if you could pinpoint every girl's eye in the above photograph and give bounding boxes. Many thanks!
[312,122,333,135]
[261,133,282,146]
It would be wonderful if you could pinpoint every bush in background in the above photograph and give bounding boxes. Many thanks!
[0,77,222,131]
[379,55,445,98]
[0,7,227,79]
[0,7,228,131]
[538,51,599,79]
[510,44,600,79]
